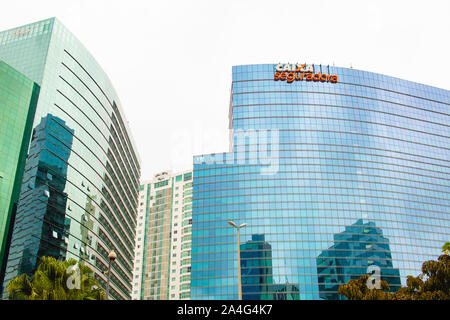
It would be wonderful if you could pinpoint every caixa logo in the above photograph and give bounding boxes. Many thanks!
[274,63,338,84]
[275,63,314,73]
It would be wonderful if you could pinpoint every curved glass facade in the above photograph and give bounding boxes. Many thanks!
[0,61,39,286]
[0,18,140,300]
[191,64,450,299]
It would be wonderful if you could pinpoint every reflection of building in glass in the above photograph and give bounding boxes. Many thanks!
[317,219,401,300]
[80,194,96,262]
[0,61,40,291]
[272,283,300,300]
[0,18,141,300]
[240,234,300,300]
[240,234,273,300]
[7,115,73,277]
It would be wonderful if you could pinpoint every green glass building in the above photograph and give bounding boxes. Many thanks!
[0,61,39,287]
[0,18,141,299]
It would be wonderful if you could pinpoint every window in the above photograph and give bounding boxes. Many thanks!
[180,292,190,299]
[180,283,190,291]
[180,275,190,282]
[154,180,169,188]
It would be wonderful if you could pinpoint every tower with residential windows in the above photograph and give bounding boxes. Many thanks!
[132,170,193,300]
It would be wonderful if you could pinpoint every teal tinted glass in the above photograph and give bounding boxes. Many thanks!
[0,61,39,275]
[0,19,141,300]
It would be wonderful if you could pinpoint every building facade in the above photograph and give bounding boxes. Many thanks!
[0,61,40,288]
[0,18,141,299]
[191,64,450,299]
[240,234,274,300]
[316,219,401,300]
[133,170,193,300]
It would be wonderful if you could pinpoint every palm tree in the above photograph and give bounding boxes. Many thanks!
[6,256,105,300]
[442,242,450,255]
[5,274,33,300]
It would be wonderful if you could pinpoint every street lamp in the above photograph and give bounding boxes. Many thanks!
[228,220,247,300]
[105,250,116,300]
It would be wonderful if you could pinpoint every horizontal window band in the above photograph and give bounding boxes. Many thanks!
[231,78,450,110]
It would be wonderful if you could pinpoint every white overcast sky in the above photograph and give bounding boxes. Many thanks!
[1,0,449,180]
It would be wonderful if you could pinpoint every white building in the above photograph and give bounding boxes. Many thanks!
[131,170,192,300]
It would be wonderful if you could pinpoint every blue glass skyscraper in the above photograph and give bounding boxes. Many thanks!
[191,64,450,300]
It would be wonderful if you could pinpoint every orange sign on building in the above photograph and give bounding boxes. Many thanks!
[274,63,338,84]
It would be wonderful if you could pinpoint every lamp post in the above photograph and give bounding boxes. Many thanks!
[105,250,116,300]
[228,220,247,300]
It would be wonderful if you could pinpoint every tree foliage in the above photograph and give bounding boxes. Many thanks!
[394,254,449,300]
[6,256,105,300]
[338,248,450,300]
[442,242,450,255]
[338,274,395,300]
